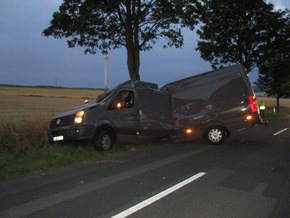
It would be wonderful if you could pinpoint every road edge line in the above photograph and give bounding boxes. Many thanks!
[111,172,206,218]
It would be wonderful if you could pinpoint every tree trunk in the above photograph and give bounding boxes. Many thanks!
[124,0,140,81]
[126,46,140,80]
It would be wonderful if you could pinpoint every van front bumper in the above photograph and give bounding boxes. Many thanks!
[48,125,94,143]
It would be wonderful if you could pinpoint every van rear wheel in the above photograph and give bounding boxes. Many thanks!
[94,129,113,151]
[205,126,226,145]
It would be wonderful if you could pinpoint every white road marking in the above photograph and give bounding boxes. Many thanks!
[111,172,206,218]
[273,128,288,136]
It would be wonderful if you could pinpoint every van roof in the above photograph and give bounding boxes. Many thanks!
[161,64,246,93]
[113,80,159,90]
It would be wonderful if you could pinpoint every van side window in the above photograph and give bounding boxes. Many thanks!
[110,90,134,110]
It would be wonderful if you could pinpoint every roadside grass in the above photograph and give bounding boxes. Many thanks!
[1,113,49,146]
[0,143,141,180]
[264,106,290,118]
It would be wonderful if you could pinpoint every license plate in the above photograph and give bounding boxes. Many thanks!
[53,136,64,141]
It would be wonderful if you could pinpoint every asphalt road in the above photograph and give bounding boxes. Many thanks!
[0,116,289,218]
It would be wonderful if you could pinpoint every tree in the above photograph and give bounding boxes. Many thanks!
[43,0,199,81]
[255,57,290,112]
[195,0,285,73]
[255,8,290,111]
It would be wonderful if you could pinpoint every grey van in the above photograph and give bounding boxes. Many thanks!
[162,64,262,145]
[48,81,175,150]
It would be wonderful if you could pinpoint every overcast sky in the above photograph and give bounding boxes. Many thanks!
[0,0,289,89]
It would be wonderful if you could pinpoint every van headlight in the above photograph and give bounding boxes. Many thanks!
[74,111,85,124]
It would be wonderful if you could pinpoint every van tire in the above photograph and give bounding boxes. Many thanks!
[94,129,113,151]
[205,126,226,145]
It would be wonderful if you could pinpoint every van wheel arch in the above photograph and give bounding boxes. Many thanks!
[94,125,117,150]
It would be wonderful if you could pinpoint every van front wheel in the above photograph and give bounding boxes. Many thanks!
[205,126,226,145]
[94,129,113,151]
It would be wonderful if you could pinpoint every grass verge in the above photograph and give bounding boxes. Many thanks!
[0,143,141,180]
[263,106,290,118]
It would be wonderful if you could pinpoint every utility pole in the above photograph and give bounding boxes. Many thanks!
[103,53,109,91]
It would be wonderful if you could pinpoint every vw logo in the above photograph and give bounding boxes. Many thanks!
[56,119,61,125]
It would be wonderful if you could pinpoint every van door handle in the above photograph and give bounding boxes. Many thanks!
[131,113,137,116]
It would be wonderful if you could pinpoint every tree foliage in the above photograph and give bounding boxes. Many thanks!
[255,57,290,111]
[256,57,290,98]
[196,0,286,73]
[257,8,290,67]
[255,9,290,111]
[43,0,199,81]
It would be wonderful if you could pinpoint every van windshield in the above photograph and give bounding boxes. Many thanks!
[96,91,113,104]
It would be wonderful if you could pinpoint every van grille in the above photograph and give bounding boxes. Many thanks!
[50,115,75,128]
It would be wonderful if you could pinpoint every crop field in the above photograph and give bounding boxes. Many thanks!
[256,96,290,109]
[0,85,104,154]
[0,86,104,119]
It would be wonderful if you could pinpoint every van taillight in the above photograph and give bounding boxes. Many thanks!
[248,96,258,113]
